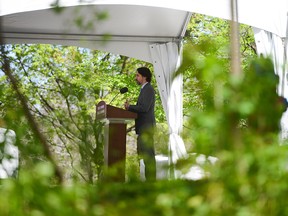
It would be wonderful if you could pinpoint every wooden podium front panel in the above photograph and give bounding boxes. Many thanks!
[105,123,127,165]
[96,101,137,182]
[103,122,127,181]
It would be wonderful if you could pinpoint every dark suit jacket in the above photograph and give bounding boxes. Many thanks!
[128,82,156,135]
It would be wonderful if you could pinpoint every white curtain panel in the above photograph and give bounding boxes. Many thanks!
[149,42,187,178]
[253,28,288,141]
[167,73,187,163]
[0,128,19,178]
[253,28,288,98]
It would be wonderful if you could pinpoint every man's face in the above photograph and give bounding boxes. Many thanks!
[135,72,146,85]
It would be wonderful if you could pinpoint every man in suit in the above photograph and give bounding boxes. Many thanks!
[124,67,156,181]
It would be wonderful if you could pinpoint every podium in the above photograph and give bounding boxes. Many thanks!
[96,101,137,181]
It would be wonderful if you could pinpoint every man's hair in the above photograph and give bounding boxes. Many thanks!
[137,67,152,82]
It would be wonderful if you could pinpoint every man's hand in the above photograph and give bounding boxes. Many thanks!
[124,99,129,110]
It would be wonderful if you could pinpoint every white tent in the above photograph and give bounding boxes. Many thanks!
[1,0,287,177]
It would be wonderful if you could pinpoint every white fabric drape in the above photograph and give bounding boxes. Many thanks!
[253,28,288,98]
[253,27,288,141]
[0,128,19,178]
[149,42,187,178]
[167,72,187,164]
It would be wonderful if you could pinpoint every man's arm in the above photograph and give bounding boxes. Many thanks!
[128,85,154,113]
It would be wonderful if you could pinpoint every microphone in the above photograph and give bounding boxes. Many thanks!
[120,87,128,94]
[109,87,128,104]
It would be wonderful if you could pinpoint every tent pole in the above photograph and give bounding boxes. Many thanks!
[230,0,241,76]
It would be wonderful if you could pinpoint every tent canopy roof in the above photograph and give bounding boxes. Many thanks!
[1,0,287,62]
[1,1,192,62]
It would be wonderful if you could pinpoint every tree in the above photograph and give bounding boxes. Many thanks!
[0,43,166,182]
[181,14,257,150]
